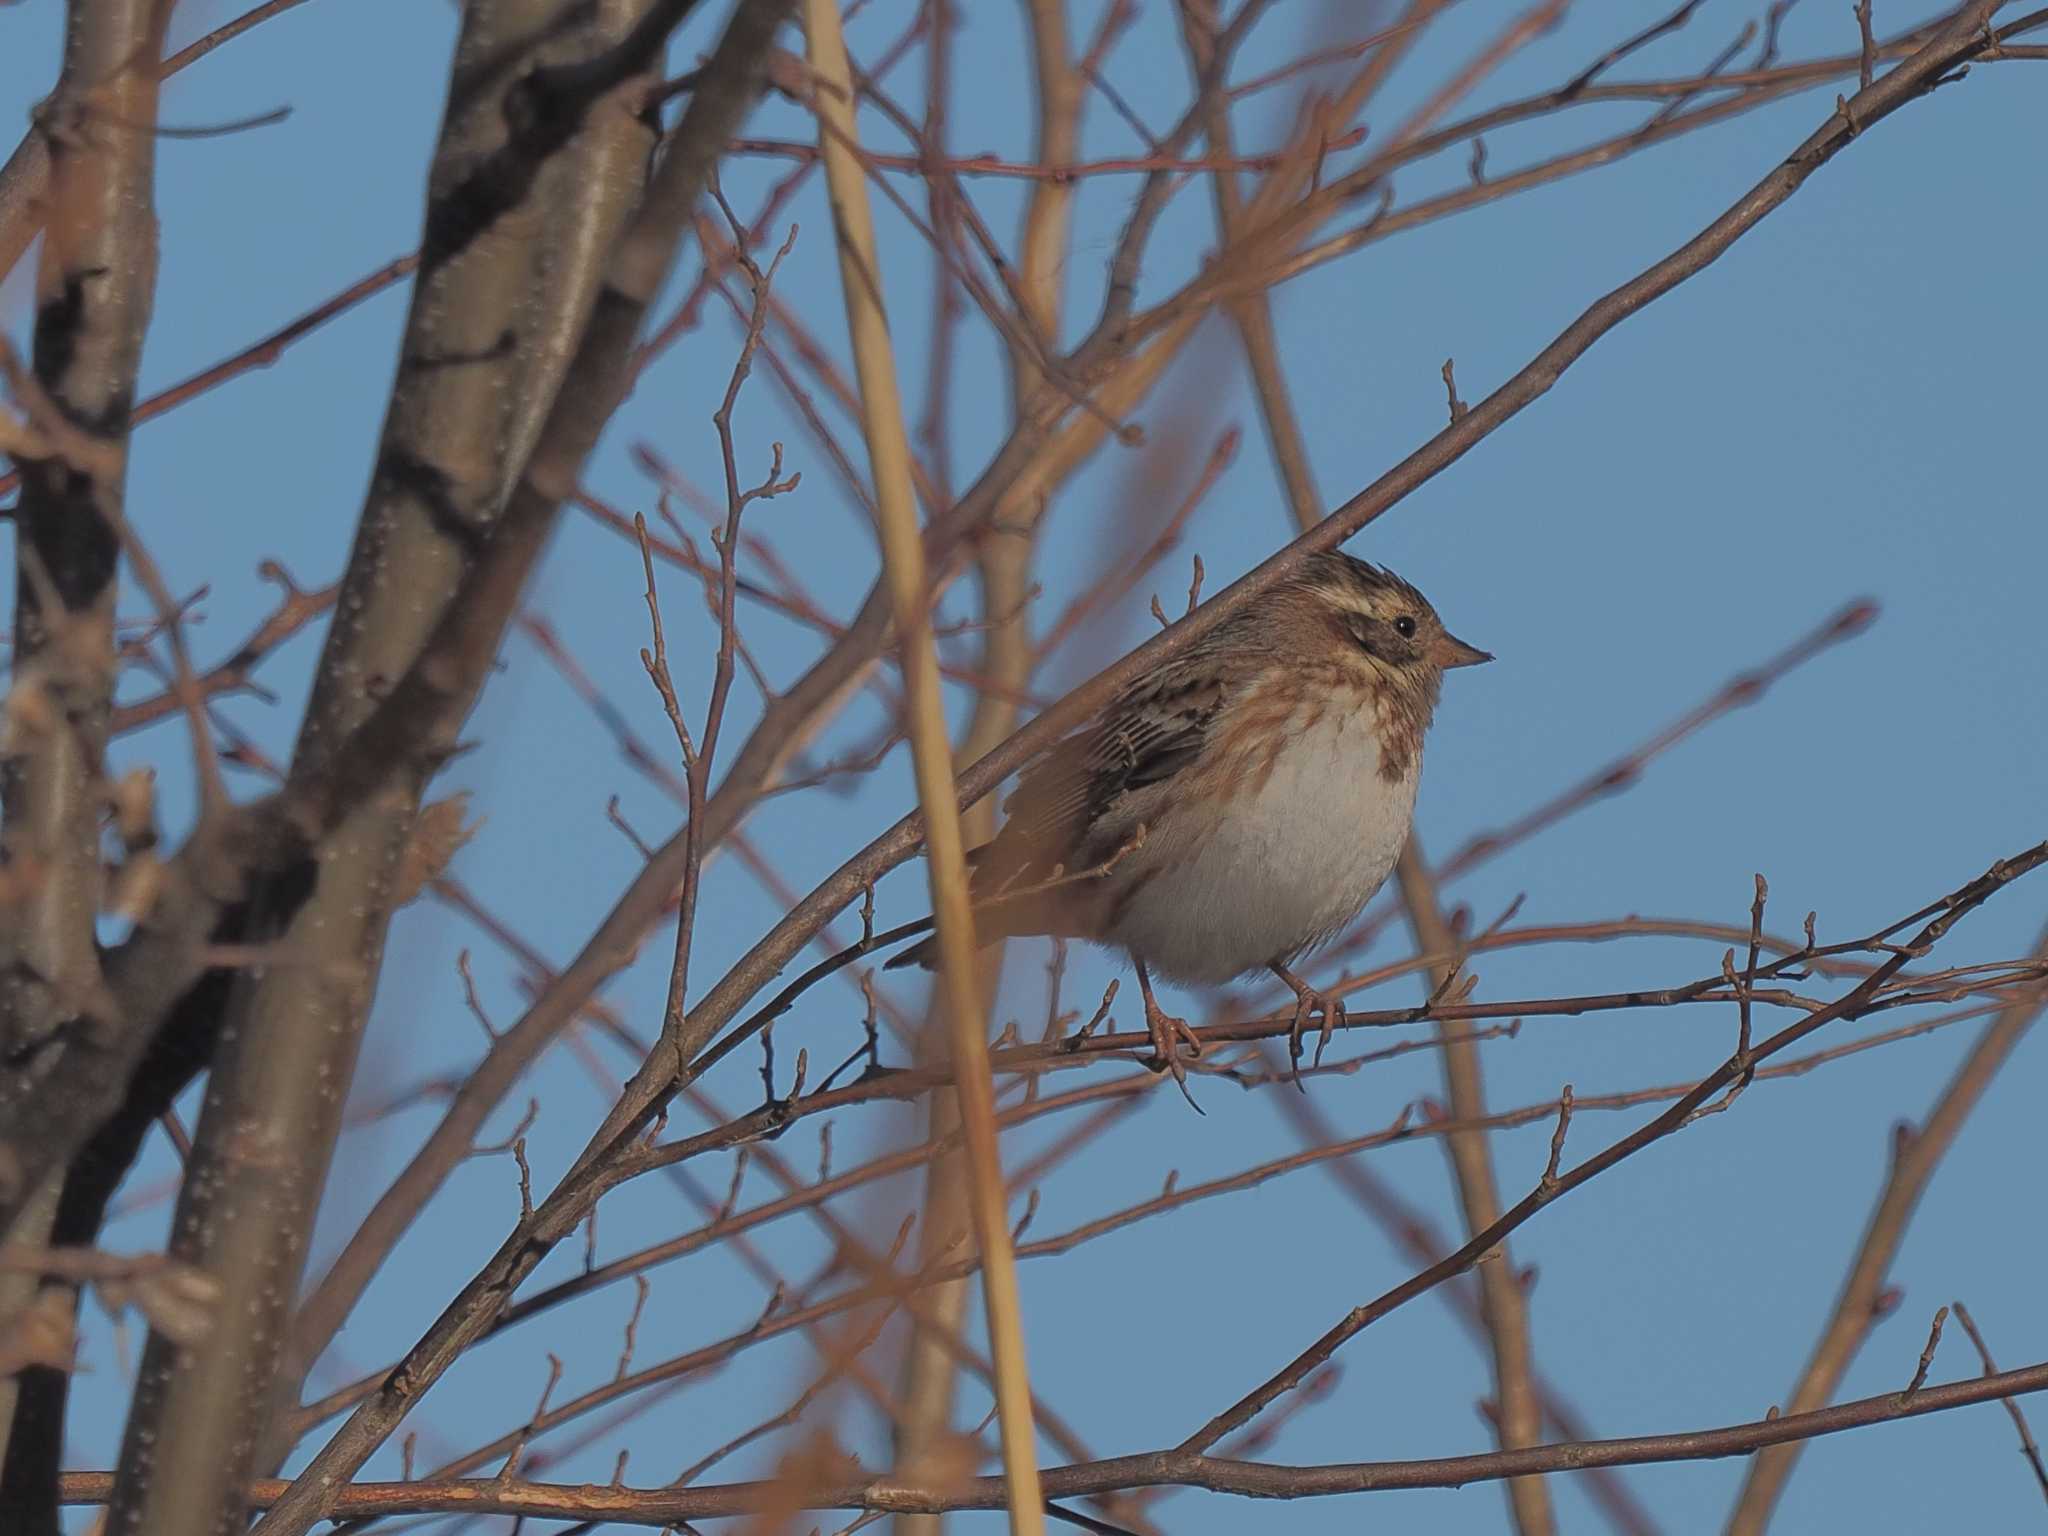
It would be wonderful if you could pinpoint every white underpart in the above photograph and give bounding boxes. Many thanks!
[1106,703,1418,987]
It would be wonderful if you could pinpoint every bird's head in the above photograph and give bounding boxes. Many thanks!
[1300,552,1491,694]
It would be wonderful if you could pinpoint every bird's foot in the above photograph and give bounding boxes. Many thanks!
[1272,963,1346,1087]
[1134,963,1205,1114]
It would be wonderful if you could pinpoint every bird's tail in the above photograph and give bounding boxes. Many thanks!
[881,840,1005,971]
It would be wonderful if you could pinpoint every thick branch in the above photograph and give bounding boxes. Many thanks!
[100,0,660,1526]
[0,0,167,1501]
[235,10,800,1531]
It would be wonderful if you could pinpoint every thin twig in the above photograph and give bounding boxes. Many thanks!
[1951,1302,2048,1505]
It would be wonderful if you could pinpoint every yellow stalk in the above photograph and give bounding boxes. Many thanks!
[800,4,1046,1531]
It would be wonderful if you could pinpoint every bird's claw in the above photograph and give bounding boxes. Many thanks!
[1141,995,1206,1114]
[1280,974,1346,1089]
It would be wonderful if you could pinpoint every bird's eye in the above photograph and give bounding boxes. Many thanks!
[1393,615,1418,639]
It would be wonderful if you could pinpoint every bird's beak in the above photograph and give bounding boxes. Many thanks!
[1432,631,1493,669]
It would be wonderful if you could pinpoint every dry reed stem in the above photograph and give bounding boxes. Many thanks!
[801,3,1046,1531]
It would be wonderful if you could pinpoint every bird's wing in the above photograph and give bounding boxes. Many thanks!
[976,666,1227,894]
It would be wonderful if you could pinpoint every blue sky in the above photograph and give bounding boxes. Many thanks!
[5,2,2045,1532]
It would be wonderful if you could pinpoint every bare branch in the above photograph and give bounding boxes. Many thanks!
[53,1357,2048,1521]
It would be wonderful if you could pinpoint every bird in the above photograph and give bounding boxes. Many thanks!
[887,550,1489,1092]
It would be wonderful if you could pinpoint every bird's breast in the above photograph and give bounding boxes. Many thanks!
[1104,700,1418,986]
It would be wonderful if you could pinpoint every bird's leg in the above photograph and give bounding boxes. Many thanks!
[1271,961,1346,1084]
[1134,959,1204,1110]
